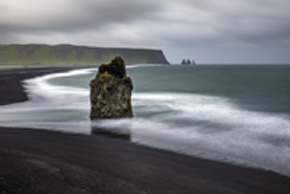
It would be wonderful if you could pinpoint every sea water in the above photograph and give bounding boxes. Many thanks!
[1,65,290,176]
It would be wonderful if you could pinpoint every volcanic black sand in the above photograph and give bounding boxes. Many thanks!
[1,67,290,194]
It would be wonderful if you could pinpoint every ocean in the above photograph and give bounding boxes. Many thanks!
[1,64,290,176]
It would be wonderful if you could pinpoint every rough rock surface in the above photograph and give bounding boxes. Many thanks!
[90,57,133,119]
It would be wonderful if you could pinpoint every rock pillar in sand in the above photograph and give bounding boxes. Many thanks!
[90,56,133,119]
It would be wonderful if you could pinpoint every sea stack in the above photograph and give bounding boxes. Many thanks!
[90,56,133,119]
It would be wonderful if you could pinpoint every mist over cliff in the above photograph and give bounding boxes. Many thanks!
[0,44,169,66]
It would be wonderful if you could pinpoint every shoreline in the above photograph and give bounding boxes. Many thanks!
[1,67,290,193]
[0,66,92,105]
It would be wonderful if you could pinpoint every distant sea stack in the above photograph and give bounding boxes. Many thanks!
[0,44,169,66]
[90,56,133,119]
[181,59,196,65]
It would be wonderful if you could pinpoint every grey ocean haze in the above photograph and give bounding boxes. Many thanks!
[0,0,290,64]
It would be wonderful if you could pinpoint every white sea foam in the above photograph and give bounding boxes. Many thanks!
[0,67,290,177]
[92,93,290,176]
[23,68,93,100]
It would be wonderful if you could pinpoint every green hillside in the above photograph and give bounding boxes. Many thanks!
[0,44,169,67]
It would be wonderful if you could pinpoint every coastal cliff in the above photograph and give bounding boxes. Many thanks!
[0,44,169,66]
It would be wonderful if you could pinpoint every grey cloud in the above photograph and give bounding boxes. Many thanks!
[191,0,290,45]
[0,0,163,32]
[0,0,290,63]
[148,0,290,48]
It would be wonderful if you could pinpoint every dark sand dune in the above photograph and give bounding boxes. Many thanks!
[1,68,290,194]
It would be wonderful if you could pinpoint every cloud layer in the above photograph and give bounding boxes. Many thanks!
[1,0,290,63]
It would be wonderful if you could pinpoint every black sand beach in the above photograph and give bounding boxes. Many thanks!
[1,68,290,194]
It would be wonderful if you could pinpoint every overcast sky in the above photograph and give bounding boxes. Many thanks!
[1,0,290,64]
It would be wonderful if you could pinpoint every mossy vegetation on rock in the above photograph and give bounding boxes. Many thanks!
[90,57,133,119]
